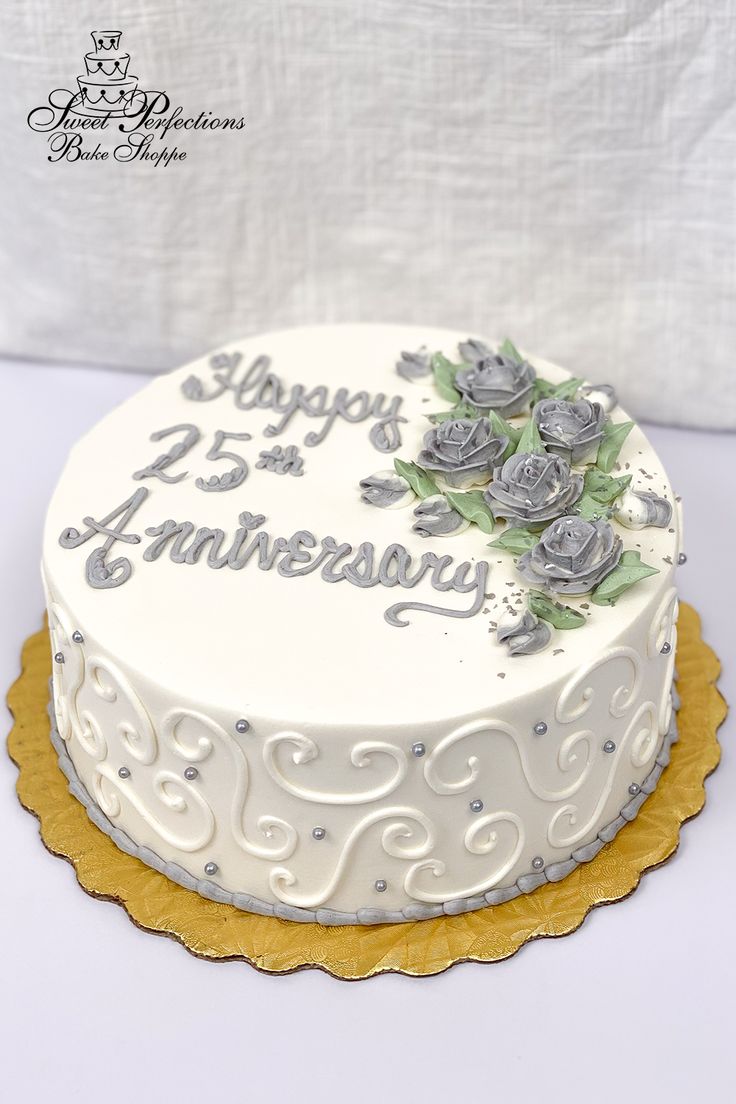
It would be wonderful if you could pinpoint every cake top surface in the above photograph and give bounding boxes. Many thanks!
[42,324,679,729]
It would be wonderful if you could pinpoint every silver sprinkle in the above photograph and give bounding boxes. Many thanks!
[533,721,548,736]
[54,652,64,664]
[603,740,616,754]
[312,826,326,841]
[411,742,426,757]
[235,718,250,734]
[628,783,641,795]
[117,766,131,779]
[661,642,672,655]
[204,862,218,876]
[71,630,84,644]
[469,798,484,813]
[374,879,387,893]
[678,552,687,565]
[183,767,198,781]
[531,856,544,870]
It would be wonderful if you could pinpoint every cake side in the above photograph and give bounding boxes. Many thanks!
[44,576,679,920]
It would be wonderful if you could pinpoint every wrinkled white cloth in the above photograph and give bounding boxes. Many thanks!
[1,0,735,428]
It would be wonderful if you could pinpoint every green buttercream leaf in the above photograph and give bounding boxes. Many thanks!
[430,352,461,403]
[499,337,522,362]
[488,527,540,555]
[488,409,521,444]
[445,490,495,534]
[487,409,521,460]
[591,550,660,606]
[583,469,632,504]
[393,459,439,499]
[532,378,556,404]
[552,377,584,401]
[426,400,476,424]
[574,470,634,519]
[531,376,584,405]
[596,420,634,473]
[515,416,546,456]
[572,493,614,522]
[528,590,586,629]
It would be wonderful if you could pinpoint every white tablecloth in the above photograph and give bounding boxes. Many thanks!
[0,359,733,1103]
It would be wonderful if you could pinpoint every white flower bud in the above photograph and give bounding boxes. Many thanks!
[579,383,618,413]
[359,470,416,509]
[412,494,469,538]
[615,489,672,530]
[395,347,433,385]
[497,607,551,656]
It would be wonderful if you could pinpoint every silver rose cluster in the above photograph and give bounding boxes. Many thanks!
[356,337,675,650]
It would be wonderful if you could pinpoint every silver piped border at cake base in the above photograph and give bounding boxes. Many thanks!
[47,687,678,927]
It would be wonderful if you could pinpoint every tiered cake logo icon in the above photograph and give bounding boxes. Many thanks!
[74,30,145,117]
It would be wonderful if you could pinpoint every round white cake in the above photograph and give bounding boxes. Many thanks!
[42,324,681,923]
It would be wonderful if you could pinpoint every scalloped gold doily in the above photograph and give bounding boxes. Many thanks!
[7,603,726,980]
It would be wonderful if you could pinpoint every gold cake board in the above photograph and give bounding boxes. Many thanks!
[7,604,726,980]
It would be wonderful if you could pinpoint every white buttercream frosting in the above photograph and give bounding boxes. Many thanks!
[42,324,680,917]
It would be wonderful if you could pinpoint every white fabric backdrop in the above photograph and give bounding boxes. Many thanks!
[1,0,735,428]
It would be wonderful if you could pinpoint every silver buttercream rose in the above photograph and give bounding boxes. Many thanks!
[517,515,623,595]
[533,398,607,465]
[483,452,583,528]
[417,417,508,489]
[496,608,551,656]
[454,354,536,416]
[412,494,469,538]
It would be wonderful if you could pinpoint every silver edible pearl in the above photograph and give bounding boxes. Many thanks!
[312,826,326,841]
[235,718,250,734]
[204,862,218,876]
[628,783,641,796]
[183,766,199,781]
[469,798,484,813]
[71,630,84,644]
[661,642,672,655]
[678,552,687,565]
[374,879,387,893]
[603,740,616,754]
[533,721,548,736]
[531,856,544,870]
[411,742,426,757]
[54,652,65,664]
[117,766,131,779]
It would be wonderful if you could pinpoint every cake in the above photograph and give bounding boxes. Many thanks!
[74,31,139,117]
[42,325,681,924]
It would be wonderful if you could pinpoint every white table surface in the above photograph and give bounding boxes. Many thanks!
[1,359,733,1103]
